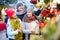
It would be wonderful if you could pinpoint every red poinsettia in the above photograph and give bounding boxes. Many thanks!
[41,9,50,17]
[39,20,44,28]
[50,9,57,15]
[0,22,6,31]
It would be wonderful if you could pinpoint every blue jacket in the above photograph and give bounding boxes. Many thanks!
[34,10,41,16]
[16,12,26,20]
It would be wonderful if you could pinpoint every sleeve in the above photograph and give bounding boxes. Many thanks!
[7,19,18,36]
[21,22,31,33]
[22,15,26,22]
[34,10,41,16]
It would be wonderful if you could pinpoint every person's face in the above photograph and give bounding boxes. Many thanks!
[12,13,17,18]
[27,10,33,17]
[18,5,24,11]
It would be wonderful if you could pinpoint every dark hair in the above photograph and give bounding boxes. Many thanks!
[16,3,23,12]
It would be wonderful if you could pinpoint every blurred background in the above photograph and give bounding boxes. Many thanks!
[0,0,60,40]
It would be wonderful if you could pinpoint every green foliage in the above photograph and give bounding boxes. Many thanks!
[6,0,17,4]
[44,0,50,4]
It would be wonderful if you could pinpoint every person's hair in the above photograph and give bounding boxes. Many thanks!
[32,13,37,20]
[16,3,23,12]
[27,9,37,20]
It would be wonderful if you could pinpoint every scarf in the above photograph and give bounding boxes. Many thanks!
[9,17,23,40]
[23,14,35,23]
